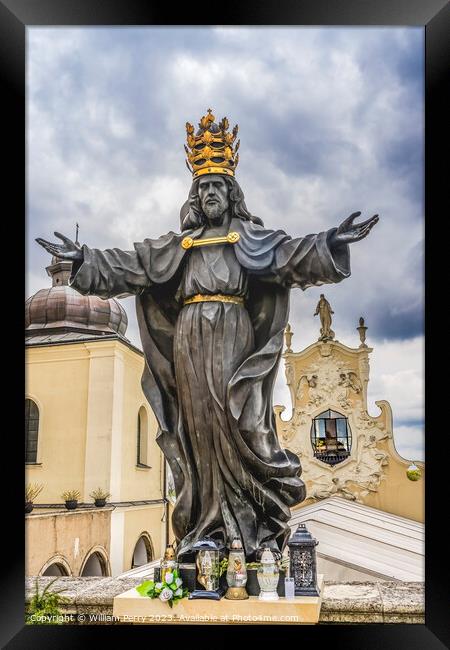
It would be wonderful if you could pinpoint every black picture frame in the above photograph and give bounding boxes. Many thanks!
[3,0,448,646]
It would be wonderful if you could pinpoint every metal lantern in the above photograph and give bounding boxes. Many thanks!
[189,537,225,600]
[257,548,279,601]
[225,538,248,600]
[160,544,177,582]
[288,523,319,597]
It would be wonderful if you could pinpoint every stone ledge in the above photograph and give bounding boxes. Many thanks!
[25,577,425,625]
[320,581,425,624]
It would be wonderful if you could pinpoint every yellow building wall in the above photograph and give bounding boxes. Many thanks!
[26,345,90,503]
[25,337,168,574]
[351,437,425,521]
[25,339,163,505]
[25,508,112,576]
[276,339,424,523]
[122,505,166,570]
[117,346,163,503]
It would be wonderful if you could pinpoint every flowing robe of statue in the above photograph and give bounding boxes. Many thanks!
[69,215,351,559]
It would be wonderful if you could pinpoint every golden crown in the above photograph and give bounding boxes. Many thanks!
[185,109,240,178]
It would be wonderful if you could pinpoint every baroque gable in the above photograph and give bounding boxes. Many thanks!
[275,322,424,522]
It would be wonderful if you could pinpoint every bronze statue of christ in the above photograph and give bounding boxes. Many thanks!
[36,109,378,560]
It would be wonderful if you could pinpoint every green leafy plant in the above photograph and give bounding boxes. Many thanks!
[245,561,260,569]
[219,557,229,576]
[209,556,228,580]
[25,483,44,503]
[26,577,69,625]
[136,568,188,608]
[61,490,80,502]
[89,487,110,500]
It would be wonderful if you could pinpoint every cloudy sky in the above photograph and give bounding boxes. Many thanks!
[26,27,424,462]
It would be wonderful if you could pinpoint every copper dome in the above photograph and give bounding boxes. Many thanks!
[25,256,128,337]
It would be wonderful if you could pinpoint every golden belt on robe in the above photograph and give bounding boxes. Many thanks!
[183,293,245,306]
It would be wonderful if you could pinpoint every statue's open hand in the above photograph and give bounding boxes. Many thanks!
[331,212,379,246]
[35,232,83,261]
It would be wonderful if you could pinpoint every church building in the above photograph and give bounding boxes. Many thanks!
[25,253,169,577]
[275,300,424,582]
[25,256,424,585]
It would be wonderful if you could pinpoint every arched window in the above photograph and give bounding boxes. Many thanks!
[80,550,109,576]
[42,562,69,576]
[40,555,72,576]
[131,534,154,568]
[137,406,150,467]
[25,399,39,463]
[311,409,351,466]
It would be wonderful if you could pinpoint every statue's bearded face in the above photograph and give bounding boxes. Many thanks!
[198,174,230,224]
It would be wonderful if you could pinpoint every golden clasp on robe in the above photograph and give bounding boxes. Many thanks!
[181,231,240,250]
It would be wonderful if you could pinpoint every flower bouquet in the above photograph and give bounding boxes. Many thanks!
[136,568,188,608]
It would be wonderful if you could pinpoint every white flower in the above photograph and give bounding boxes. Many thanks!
[159,587,173,601]
[155,582,163,590]
[165,572,174,584]
[175,577,182,588]
[174,588,182,597]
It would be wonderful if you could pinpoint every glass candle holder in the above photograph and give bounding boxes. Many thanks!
[257,548,279,601]
[189,537,225,600]
[225,538,248,600]
[197,549,219,592]
[160,544,177,583]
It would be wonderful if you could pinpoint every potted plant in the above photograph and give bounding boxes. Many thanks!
[25,483,44,513]
[61,490,80,510]
[89,487,111,507]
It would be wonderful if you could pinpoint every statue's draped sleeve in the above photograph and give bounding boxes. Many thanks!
[69,246,149,298]
[268,228,351,289]
[231,218,351,289]
[68,230,197,298]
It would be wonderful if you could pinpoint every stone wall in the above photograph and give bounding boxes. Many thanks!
[26,509,112,577]
[25,577,424,625]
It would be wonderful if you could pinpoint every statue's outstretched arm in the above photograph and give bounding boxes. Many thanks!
[267,212,378,290]
[36,231,82,261]
[328,212,379,247]
[36,232,150,299]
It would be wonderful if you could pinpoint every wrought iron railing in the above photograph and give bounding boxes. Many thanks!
[314,450,350,466]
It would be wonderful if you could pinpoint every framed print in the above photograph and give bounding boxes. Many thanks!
[2,0,448,646]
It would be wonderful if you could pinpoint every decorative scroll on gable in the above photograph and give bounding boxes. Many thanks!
[276,316,424,522]
[275,319,409,507]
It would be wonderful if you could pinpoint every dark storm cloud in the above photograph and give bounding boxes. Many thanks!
[353,298,423,341]
[28,26,424,313]
[27,27,424,458]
